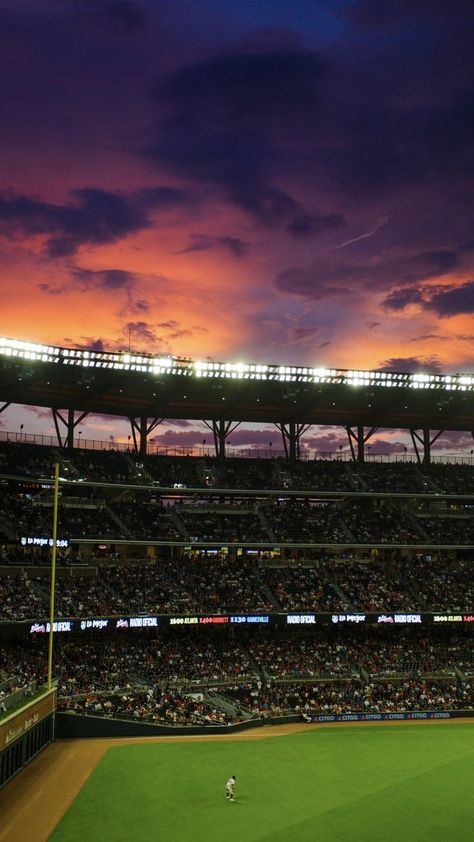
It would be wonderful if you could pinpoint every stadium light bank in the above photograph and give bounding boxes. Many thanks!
[0,335,473,392]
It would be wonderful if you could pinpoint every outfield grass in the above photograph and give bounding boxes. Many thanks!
[49,724,474,842]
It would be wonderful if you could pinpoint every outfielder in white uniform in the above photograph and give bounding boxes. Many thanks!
[225,775,236,801]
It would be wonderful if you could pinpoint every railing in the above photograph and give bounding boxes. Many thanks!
[0,680,38,716]
[1,431,474,464]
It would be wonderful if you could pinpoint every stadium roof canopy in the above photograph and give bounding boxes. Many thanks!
[1,336,474,432]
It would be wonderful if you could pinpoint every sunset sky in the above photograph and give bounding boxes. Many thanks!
[0,0,473,453]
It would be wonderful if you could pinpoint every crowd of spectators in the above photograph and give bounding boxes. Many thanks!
[244,630,471,680]
[355,463,433,494]
[1,552,473,620]
[427,463,474,495]
[341,499,424,544]
[0,629,471,724]
[5,484,474,546]
[415,514,474,545]
[262,499,350,542]
[330,558,474,612]
[207,459,279,490]
[359,637,469,676]
[0,634,258,694]
[101,555,274,614]
[260,566,341,611]
[57,688,238,726]
[275,460,359,492]
[1,442,472,727]
[2,440,474,495]
[55,574,126,617]
[0,573,48,620]
[252,678,472,716]
[1,629,471,689]
[246,635,360,678]
[177,501,265,543]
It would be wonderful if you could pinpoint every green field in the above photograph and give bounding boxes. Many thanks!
[50,724,474,842]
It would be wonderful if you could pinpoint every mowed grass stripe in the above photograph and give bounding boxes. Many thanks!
[49,724,474,842]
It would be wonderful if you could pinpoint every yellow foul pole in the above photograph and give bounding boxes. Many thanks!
[47,463,60,690]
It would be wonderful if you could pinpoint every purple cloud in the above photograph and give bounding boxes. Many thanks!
[427,280,474,316]
[39,268,137,296]
[384,280,474,317]
[179,235,250,257]
[0,186,192,257]
[275,249,459,299]
[75,0,147,36]
[382,287,426,311]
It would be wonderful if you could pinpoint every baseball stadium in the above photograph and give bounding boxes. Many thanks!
[0,336,472,842]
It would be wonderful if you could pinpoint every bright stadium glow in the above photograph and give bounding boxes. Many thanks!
[0,336,473,392]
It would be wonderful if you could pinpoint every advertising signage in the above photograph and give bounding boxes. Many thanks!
[21,536,69,548]
[16,611,474,636]
[307,711,469,724]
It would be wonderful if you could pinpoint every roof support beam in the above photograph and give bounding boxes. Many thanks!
[203,419,241,459]
[129,417,164,455]
[276,422,312,460]
[410,428,443,464]
[51,408,89,448]
[345,425,378,463]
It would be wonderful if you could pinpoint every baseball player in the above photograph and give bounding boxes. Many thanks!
[225,775,236,802]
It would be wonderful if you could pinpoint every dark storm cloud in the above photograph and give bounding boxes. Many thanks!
[124,320,158,343]
[288,325,319,342]
[332,2,474,197]
[428,281,474,316]
[156,320,180,330]
[179,235,250,257]
[274,267,349,298]
[130,299,150,314]
[77,338,106,351]
[145,50,343,233]
[286,211,344,239]
[317,93,473,199]
[143,7,472,212]
[152,50,326,134]
[408,334,441,342]
[216,236,249,256]
[379,356,442,374]
[38,269,135,295]
[39,268,137,296]
[139,187,192,209]
[0,186,192,257]
[0,189,147,256]
[384,280,474,317]
[153,319,194,340]
[73,268,137,290]
[274,249,458,299]
[382,287,426,312]
[75,0,147,35]
[348,0,472,28]
[229,187,296,225]
[233,187,344,237]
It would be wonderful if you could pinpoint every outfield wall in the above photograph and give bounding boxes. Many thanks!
[55,709,472,739]
[55,712,298,738]
[0,689,56,787]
